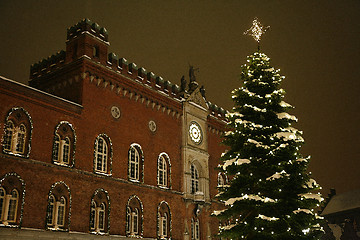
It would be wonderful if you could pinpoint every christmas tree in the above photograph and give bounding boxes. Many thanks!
[213,19,324,240]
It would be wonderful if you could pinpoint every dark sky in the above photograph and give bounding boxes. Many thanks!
[1,0,359,195]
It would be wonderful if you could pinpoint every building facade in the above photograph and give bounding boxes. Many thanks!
[0,19,228,239]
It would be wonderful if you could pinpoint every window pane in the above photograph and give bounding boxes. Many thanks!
[99,209,105,230]
[3,121,14,151]
[47,196,54,225]
[53,136,60,161]
[126,207,131,233]
[90,201,96,230]
[0,188,4,220]
[7,200,17,221]
[57,205,65,226]
[63,142,70,164]
[15,125,26,154]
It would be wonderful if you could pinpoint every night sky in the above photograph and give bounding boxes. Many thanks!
[1,0,359,195]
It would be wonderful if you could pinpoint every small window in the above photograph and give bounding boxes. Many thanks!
[2,108,32,157]
[52,122,76,167]
[190,164,199,194]
[90,200,96,230]
[93,45,99,58]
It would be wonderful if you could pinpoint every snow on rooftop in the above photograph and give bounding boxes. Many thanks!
[321,189,360,216]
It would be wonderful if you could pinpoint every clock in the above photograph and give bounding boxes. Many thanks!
[189,121,202,144]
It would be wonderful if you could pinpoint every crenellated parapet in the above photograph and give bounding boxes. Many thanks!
[30,51,66,79]
[67,18,108,43]
[28,19,227,123]
[208,101,227,120]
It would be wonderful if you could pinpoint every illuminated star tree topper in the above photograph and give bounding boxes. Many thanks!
[244,17,270,50]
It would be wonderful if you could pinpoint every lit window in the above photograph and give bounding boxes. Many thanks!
[0,188,19,224]
[52,122,75,167]
[157,154,168,187]
[95,137,108,173]
[129,144,143,181]
[2,108,32,157]
[190,164,199,194]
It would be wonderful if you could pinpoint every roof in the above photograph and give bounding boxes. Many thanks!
[321,188,360,216]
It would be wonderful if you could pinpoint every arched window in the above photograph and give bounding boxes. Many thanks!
[157,201,171,239]
[191,218,200,240]
[2,108,32,157]
[190,164,199,194]
[89,189,109,234]
[126,195,143,237]
[52,122,76,167]
[0,173,25,226]
[128,144,143,182]
[94,135,112,174]
[46,182,70,230]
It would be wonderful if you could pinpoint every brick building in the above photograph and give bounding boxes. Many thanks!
[0,19,228,239]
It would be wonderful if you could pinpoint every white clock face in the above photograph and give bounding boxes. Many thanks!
[189,122,202,144]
